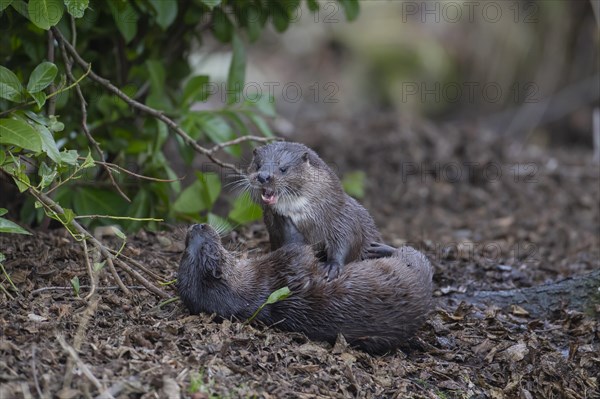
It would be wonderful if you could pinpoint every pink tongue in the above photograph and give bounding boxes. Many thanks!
[261,193,277,205]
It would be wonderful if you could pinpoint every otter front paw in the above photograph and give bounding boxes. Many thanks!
[367,242,397,259]
[323,261,342,281]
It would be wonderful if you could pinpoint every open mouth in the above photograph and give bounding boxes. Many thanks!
[261,188,278,205]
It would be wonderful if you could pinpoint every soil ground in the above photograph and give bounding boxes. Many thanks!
[1,116,599,398]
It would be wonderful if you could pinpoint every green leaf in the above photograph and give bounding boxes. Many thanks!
[0,150,5,165]
[244,112,274,138]
[48,115,64,132]
[0,118,42,152]
[0,209,6,217]
[198,114,234,142]
[306,0,319,12]
[64,0,88,18]
[38,161,57,189]
[182,75,210,107]
[27,61,57,93]
[27,0,64,30]
[70,276,80,297]
[36,125,60,162]
[59,149,79,165]
[197,114,240,157]
[339,0,360,21]
[227,35,245,105]
[266,286,291,305]
[126,189,151,232]
[212,8,233,42]
[46,206,75,225]
[0,0,13,12]
[0,217,31,234]
[246,94,276,117]
[173,180,206,214]
[94,261,106,272]
[197,172,221,209]
[10,0,28,18]
[271,3,290,32]
[199,0,221,10]
[246,5,263,42]
[81,151,95,168]
[29,92,46,109]
[228,192,262,225]
[145,59,165,97]
[173,172,221,214]
[149,0,177,30]
[72,188,128,218]
[108,0,138,43]
[0,65,25,103]
[342,171,366,199]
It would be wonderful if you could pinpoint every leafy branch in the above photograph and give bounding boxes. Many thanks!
[51,27,274,175]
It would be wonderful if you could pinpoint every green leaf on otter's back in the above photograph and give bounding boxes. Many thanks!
[266,287,291,305]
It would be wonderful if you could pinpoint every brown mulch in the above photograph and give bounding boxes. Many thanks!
[1,116,599,398]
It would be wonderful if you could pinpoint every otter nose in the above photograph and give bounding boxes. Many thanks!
[257,172,272,184]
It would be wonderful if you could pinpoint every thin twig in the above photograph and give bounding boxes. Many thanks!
[56,334,114,398]
[87,159,184,182]
[82,239,96,300]
[105,257,130,296]
[207,135,278,154]
[74,215,163,222]
[63,295,99,389]
[107,250,166,282]
[114,258,169,299]
[58,35,130,202]
[51,27,273,174]
[28,189,132,296]
[30,285,147,295]
[30,345,44,398]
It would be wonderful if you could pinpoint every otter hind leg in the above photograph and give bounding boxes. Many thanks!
[366,242,397,259]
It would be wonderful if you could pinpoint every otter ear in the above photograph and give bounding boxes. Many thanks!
[253,148,258,156]
[201,251,222,279]
[302,152,309,163]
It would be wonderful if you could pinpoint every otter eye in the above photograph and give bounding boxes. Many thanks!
[255,162,262,169]
[279,166,288,173]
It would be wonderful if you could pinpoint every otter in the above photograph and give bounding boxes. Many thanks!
[246,142,382,279]
[177,221,434,355]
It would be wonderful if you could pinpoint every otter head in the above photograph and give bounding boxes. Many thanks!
[180,223,224,280]
[247,142,316,210]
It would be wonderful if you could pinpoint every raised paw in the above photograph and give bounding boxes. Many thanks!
[366,242,397,259]
[323,261,342,281]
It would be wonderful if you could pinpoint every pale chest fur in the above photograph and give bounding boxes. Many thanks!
[272,196,311,224]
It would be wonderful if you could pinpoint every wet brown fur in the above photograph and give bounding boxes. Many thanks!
[247,142,382,276]
[178,224,434,355]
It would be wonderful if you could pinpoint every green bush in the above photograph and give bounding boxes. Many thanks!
[0,0,359,234]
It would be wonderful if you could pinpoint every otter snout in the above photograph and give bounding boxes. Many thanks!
[185,224,219,248]
[257,171,272,184]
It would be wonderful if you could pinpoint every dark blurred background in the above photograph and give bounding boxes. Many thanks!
[194,0,599,151]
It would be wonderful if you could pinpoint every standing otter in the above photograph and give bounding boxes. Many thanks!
[177,222,434,355]
[246,142,382,279]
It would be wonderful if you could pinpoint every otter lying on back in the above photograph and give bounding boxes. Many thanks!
[247,142,382,279]
[177,222,433,355]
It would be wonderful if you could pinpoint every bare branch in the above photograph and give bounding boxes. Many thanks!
[58,34,130,202]
[51,27,275,174]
